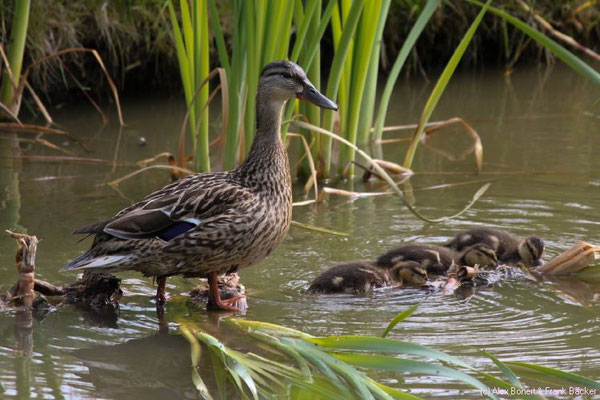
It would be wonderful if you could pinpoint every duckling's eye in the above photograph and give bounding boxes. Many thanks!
[279,72,293,80]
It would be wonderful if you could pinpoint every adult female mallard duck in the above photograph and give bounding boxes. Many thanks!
[62,61,338,311]
[375,243,497,275]
[444,228,544,267]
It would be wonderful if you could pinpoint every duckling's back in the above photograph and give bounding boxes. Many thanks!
[308,263,392,294]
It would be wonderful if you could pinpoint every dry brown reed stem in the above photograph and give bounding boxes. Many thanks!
[537,241,600,275]
[317,187,389,202]
[353,159,413,182]
[420,117,483,173]
[5,230,39,308]
[106,164,194,187]
[136,152,175,167]
[24,81,53,124]
[287,132,319,201]
[0,101,22,123]
[35,137,76,155]
[0,43,17,92]
[0,123,67,135]
[516,0,600,62]
[18,155,126,165]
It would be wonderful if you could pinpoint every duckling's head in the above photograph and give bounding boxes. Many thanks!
[462,243,498,268]
[518,236,545,267]
[391,262,428,286]
[259,61,338,110]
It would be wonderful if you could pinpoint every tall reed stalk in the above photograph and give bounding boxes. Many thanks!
[0,0,31,114]
[167,0,210,172]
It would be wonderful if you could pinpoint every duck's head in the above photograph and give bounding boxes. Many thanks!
[259,60,338,110]
[518,236,545,267]
[391,262,428,286]
[462,243,498,268]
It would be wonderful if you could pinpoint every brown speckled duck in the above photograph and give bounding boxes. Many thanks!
[62,61,338,311]
[445,228,544,267]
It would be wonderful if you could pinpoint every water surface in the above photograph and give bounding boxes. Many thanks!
[1,65,599,399]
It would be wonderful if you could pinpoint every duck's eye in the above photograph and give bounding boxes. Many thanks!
[280,72,293,79]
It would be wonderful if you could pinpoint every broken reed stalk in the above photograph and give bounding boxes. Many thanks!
[537,241,600,275]
[5,230,39,308]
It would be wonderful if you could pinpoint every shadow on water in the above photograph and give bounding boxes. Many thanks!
[1,65,600,398]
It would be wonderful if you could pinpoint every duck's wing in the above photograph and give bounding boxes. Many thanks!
[75,173,250,242]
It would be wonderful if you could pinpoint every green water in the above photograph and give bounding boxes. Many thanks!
[1,65,599,399]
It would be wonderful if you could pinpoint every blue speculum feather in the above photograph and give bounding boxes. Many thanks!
[157,221,197,241]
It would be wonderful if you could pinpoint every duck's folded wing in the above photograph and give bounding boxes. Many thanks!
[102,208,199,241]
[73,173,251,242]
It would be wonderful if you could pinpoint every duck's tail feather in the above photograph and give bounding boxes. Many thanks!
[62,254,130,272]
[73,219,111,235]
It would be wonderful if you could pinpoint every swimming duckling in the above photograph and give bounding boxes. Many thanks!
[445,228,544,267]
[308,261,427,294]
[461,243,498,268]
[376,243,497,275]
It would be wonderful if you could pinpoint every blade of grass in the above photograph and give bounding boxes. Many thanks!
[481,350,522,388]
[382,303,420,338]
[332,353,497,400]
[305,335,470,369]
[505,362,600,389]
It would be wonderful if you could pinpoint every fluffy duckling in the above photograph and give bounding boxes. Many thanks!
[308,261,427,294]
[445,228,544,267]
[376,243,497,275]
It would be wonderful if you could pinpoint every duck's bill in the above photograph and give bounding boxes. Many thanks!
[298,83,338,110]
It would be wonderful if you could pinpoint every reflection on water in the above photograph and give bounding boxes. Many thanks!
[1,65,600,398]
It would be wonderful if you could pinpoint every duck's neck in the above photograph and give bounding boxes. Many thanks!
[237,88,289,183]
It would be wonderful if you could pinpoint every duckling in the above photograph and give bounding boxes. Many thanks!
[308,262,392,294]
[461,243,498,268]
[376,245,456,275]
[308,261,427,294]
[445,228,544,267]
[375,243,497,275]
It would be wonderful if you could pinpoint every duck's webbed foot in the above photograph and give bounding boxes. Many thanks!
[207,272,247,313]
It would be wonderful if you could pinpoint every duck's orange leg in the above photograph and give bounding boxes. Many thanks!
[156,276,167,304]
[207,271,246,312]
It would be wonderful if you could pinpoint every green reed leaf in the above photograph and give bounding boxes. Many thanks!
[382,303,420,338]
